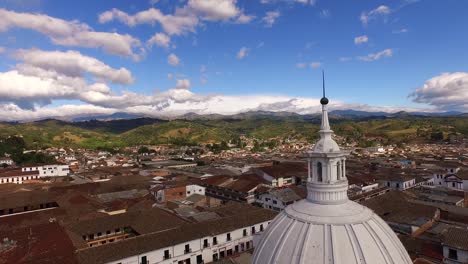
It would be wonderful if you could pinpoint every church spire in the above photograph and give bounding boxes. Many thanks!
[319,70,330,131]
[305,71,350,204]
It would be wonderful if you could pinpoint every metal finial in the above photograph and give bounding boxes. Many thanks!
[322,70,325,98]
[320,70,329,105]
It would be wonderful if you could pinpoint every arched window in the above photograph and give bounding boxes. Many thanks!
[317,162,322,182]
[336,161,341,180]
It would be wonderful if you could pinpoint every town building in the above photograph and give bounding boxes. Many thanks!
[255,186,306,211]
[254,161,307,187]
[0,169,40,184]
[442,227,468,264]
[22,163,70,177]
[0,157,14,166]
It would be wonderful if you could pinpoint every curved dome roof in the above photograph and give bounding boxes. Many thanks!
[252,200,412,264]
[312,136,340,152]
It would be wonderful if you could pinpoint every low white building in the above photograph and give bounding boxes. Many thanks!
[0,170,40,184]
[0,158,14,166]
[442,227,468,264]
[433,167,468,191]
[22,163,70,177]
[256,187,305,211]
[76,210,275,264]
[379,174,416,191]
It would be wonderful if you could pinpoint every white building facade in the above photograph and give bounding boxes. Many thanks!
[22,164,70,177]
[104,220,271,264]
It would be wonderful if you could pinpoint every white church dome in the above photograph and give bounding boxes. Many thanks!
[252,84,412,264]
[252,199,412,264]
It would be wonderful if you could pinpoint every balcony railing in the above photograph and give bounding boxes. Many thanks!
[184,249,192,254]
[163,254,171,260]
[203,243,210,248]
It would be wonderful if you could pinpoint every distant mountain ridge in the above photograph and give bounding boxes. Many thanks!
[69,109,465,122]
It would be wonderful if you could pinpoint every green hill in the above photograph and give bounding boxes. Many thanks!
[0,115,466,149]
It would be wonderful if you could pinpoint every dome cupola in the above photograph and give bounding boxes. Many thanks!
[252,72,412,264]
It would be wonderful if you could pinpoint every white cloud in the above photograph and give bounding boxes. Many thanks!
[0,8,141,57]
[410,72,468,111]
[98,1,253,36]
[236,14,255,24]
[13,49,135,85]
[147,32,171,48]
[176,79,191,89]
[187,0,240,21]
[98,8,199,36]
[319,9,330,18]
[339,57,352,62]
[310,62,321,69]
[263,11,280,27]
[354,35,368,45]
[393,28,408,34]
[0,46,5,53]
[237,47,249,59]
[296,62,307,69]
[168,53,180,66]
[360,5,391,26]
[296,62,321,69]
[357,48,393,62]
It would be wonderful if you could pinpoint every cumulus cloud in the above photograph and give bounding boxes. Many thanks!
[176,79,191,89]
[354,35,368,45]
[296,62,321,69]
[98,1,253,36]
[0,90,437,121]
[357,48,393,62]
[410,72,468,111]
[236,14,255,24]
[0,8,141,58]
[310,62,321,69]
[360,5,391,26]
[147,32,171,48]
[393,28,408,34]
[296,62,307,69]
[236,47,249,59]
[13,49,135,85]
[168,53,180,66]
[263,11,280,27]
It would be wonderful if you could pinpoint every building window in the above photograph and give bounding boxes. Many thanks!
[260,224,264,231]
[141,256,147,264]
[213,237,218,245]
[243,229,247,237]
[448,248,458,260]
[273,200,277,205]
[203,239,209,248]
[317,162,322,182]
[184,244,191,254]
[227,233,231,241]
[251,226,256,234]
[164,250,171,260]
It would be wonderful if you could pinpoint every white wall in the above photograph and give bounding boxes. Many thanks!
[22,164,70,177]
[186,184,205,196]
[106,220,271,264]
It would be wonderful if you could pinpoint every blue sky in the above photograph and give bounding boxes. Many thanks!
[0,0,467,120]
